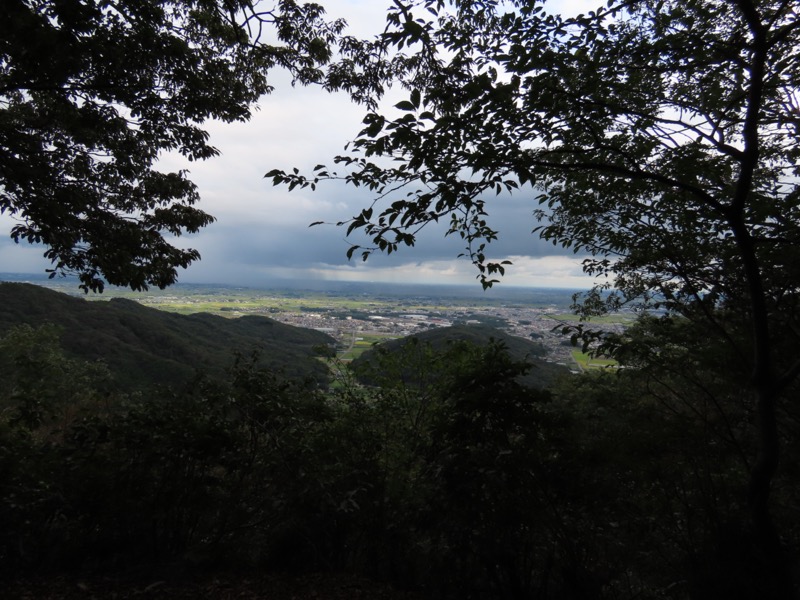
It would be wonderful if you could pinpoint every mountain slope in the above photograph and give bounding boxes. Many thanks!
[0,283,334,389]
[353,324,569,390]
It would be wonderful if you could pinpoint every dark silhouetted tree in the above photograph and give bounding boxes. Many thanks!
[1,0,343,291]
[269,1,800,594]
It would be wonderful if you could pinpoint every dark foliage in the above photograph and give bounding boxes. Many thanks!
[268,1,800,592]
[351,323,567,390]
[2,318,799,597]
[0,339,332,573]
[1,0,344,291]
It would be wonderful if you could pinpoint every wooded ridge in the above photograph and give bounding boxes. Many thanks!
[0,283,335,388]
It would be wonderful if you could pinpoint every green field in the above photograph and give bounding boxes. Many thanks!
[571,350,618,371]
[339,333,395,361]
[572,350,617,371]
[84,289,463,318]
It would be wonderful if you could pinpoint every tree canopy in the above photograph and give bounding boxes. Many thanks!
[268,0,800,590]
[1,0,343,292]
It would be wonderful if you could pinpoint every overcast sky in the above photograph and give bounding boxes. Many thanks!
[0,0,603,291]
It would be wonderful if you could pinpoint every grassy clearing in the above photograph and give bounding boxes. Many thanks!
[338,333,396,361]
[571,350,618,371]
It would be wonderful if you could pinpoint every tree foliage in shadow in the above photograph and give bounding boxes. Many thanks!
[2,322,798,598]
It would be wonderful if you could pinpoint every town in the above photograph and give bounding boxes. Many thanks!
[40,279,633,371]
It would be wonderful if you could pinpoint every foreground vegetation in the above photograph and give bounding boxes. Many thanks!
[2,313,797,599]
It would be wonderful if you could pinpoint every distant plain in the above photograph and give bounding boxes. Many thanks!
[2,273,630,371]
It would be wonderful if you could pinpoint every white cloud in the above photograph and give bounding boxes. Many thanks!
[2,0,600,292]
[0,234,50,274]
[177,251,595,291]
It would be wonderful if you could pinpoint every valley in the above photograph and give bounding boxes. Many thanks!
[15,275,634,371]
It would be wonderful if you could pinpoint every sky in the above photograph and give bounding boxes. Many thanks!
[0,0,603,291]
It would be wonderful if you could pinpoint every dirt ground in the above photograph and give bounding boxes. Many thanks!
[4,572,427,599]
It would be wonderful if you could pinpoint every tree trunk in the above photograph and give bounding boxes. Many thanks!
[747,385,792,598]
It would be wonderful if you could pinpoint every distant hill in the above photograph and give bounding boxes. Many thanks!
[352,324,570,390]
[0,283,335,389]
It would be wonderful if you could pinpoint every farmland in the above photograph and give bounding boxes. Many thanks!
[11,275,633,370]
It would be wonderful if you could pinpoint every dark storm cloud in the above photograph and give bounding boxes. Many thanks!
[1,0,597,289]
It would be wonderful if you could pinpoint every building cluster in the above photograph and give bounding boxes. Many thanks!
[264,302,628,368]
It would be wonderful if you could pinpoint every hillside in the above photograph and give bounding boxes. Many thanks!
[352,324,569,390]
[0,283,335,389]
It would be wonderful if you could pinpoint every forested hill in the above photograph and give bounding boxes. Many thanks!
[353,324,570,390]
[0,283,335,389]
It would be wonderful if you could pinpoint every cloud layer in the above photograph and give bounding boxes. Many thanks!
[0,0,602,291]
